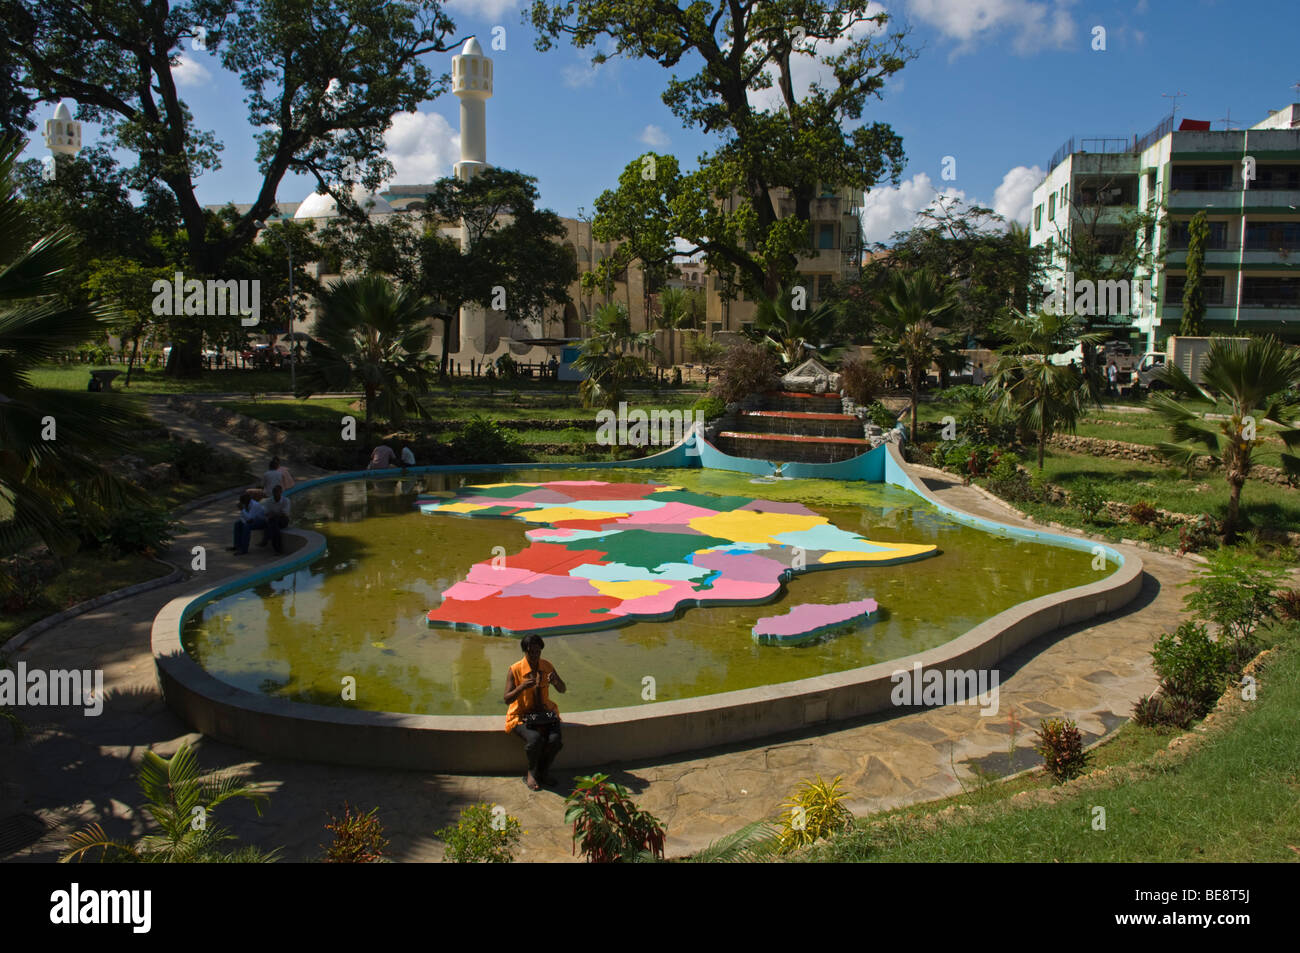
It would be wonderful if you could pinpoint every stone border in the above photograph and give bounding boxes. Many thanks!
[151,459,1144,773]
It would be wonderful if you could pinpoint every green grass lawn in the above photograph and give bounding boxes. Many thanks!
[0,551,173,644]
[27,365,296,395]
[1015,447,1300,536]
[806,627,1300,862]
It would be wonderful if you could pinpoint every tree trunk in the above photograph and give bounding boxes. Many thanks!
[1224,476,1242,544]
[364,384,376,450]
[1038,419,1047,470]
[910,374,919,441]
[124,328,142,386]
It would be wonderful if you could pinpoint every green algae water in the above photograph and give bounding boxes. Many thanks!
[182,469,1112,715]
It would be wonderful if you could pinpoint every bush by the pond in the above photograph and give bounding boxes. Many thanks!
[450,415,528,464]
[434,802,522,863]
[692,395,727,421]
[1034,718,1088,783]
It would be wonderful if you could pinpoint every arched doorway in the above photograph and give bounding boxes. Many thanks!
[563,302,580,338]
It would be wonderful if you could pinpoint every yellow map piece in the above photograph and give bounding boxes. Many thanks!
[819,544,936,563]
[688,510,824,545]
[434,501,499,514]
[589,579,673,600]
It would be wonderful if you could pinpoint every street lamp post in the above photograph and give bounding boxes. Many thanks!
[256,220,296,393]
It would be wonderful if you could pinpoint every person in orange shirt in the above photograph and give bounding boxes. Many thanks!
[504,634,567,791]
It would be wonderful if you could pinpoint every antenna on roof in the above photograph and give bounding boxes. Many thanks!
[1216,107,1241,130]
[1161,90,1187,125]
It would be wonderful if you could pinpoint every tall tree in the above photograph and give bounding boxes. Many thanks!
[2,0,457,375]
[531,1,912,301]
[871,270,960,440]
[1180,210,1209,336]
[0,139,149,558]
[987,311,1104,470]
[1149,336,1300,543]
[320,168,576,376]
[855,196,1046,347]
[296,274,436,441]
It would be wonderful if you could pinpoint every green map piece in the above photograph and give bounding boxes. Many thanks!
[458,484,540,499]
[581,528,733,571]
[645,489,760,512]
[532,612,559,618]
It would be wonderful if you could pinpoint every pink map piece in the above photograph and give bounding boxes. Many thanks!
[751,598,879,645]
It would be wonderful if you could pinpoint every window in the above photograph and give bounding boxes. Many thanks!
[1061,184,1069,206]
[1045,237,1054,261]
[1165,275,1226,304]
[710,322,723,335]
[1094,231,1130,255]
[1170,164,1233,191]
[817,274,834,299]
[1048,194,1056,220]
[1242,277,1300,307]
[1168,219,1229,249]
[1245,221,1300,251]
[1034,205,1042,230]
[1253,165,1300,190]
[817,224,835,249]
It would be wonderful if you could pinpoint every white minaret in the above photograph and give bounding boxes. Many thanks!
[451,36,496,356]
[452,36,492,184]
[43,101,82,157]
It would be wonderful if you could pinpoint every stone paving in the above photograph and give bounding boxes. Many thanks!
[0,412,1200,863]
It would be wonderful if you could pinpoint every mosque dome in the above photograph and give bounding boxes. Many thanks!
[293,183,395,219]
[53,102,73,122]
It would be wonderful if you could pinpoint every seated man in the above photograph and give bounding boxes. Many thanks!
[503,634,566,791]
[230,492,267,556]
[367,442,397,470]
[259,484,292,555]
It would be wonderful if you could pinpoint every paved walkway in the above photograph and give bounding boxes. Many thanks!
[1,409,1198,862]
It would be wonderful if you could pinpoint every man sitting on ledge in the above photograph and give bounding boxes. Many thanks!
[504,634,566,791]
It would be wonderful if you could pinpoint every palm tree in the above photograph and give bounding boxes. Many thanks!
[574,302,658,409]
[0,138,150,560]
[64,742,276,862]
[297,274,436,439]
[746,287,840,367]
[871,270,961,440]
[987,310,1104,470]
[1148,335,1300,543]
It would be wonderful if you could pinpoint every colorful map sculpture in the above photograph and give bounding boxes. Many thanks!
[417,480,936,636]
[752,598,879,646]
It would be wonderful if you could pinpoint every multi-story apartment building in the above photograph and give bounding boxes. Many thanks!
[1029,103,1300,351]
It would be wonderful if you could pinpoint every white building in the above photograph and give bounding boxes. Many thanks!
[1029,104,1300,350]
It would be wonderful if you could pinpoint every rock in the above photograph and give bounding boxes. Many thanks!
[142,462,177,487]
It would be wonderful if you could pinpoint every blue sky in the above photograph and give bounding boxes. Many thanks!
[22,0,1300,245]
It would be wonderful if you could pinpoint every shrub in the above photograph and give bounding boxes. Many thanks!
[1276,588,1300,622]
[103,505,180,557]
[1178,513,1217,554]
[1157,693,1203,730]
[984,455,1037,501]
[709,340,780,405]
[322,803,388,863]
[433,802,523,863]
[1033,718,1088,783]
[450,415,526,464]
[839,358,884,404]
[1151,620,1235,707]
[692,395,727,421]
[168,439,220,482]
[960,444,1001,479]
[565,773,666,863]
[862,401,898,431]
[1128,500,1158,525]
[1130,693,1165,728]
[777,775,856,854]
[1182,549,1285,644]
[1071,480,1107,523]
[0,552,58,611]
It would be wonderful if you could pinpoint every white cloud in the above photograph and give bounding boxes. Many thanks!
[445,0,520,19]
[639,124,671,148]
[173,54,212,87]
[384,111,460,183]
[748,4,889,113]
[992,164,1043,225]
[1135,0,1150,13]
[860,172,966,245]
[561,60,599,88]
[907,0,1077,56]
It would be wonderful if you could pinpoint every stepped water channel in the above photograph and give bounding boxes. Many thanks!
[712,391,874,464]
